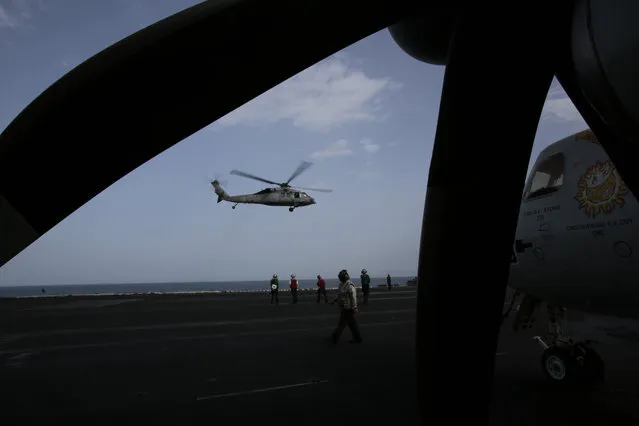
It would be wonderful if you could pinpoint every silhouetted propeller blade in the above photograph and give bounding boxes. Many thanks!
[294,186,334,193]
[286,161,313,185]
[230,169,279,186]
[0,0,419,268]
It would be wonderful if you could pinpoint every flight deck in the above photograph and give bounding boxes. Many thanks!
[1,287,638,425]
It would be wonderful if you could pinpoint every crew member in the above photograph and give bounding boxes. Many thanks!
[316,274,328,303]
[290,273,299,304]
[386,274,392,291]
[329,269,362,344]
[360,269,371,305]
[270,274,279,305]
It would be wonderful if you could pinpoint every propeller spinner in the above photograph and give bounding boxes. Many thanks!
[230,161,333,193]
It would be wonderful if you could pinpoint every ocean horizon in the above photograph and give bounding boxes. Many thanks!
[0,276,416,297]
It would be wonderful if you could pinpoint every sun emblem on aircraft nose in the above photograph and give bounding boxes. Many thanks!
[575,159,628,218]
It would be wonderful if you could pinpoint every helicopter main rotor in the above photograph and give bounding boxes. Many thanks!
[229,161,333,193]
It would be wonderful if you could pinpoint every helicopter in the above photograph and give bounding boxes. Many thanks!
[506,128,639,385]
[210,161,333,212]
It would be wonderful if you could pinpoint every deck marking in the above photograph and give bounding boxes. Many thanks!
[197,380,328,401]
[0,320,414,355]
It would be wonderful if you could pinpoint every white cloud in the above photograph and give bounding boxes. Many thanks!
[541,78,585,123]
[216,56,402,132]
[360,138,380,154]
[0,5,19,28]
[12,0,31,18]
[0,1,38,29]
[310,139,353,160]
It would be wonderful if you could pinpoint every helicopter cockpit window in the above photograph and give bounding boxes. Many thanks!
[294,192,300,198]
[524,152,565,200]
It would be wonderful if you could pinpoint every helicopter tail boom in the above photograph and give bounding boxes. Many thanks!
[211,180,229,203]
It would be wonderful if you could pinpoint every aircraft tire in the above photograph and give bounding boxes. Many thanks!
[541,346,579,384]
[576,346,605,384]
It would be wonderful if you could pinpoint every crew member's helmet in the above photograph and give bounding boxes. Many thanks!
[291,273,296,278]
[361,269,367,274]
[317,275,321,279]
[273,274,278,278]
[338,269,350,282]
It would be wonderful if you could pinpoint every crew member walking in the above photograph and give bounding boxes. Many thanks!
[316,274,328,303]
[330,269,363,344]
[270,274,279,305]
[386,274,392,291]
[290,273,299,304]
[360,269,371,305]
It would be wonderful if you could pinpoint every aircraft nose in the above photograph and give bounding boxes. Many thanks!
[309,197,316,204]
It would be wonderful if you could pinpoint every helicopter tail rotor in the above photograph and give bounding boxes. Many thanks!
[207,172,228,187]
[206,173,230,202]
[211,180,229,203]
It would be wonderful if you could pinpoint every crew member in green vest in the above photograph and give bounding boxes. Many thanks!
[270,274,279,305]
[360,269,371,305]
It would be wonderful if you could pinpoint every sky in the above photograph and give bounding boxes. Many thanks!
[0,0,588,285]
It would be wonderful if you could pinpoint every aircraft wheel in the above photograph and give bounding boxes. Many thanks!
[541,346,578,384]
[232,206,236,209]
[289,207,294,212]
[577,345,605,384]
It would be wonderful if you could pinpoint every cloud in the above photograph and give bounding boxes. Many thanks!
[310,139,353,160]
[12,0,31,18]
[541,78,585,123]
[0,0,37,29]
[359,138,380,154]
[0,5,19,28]
[216,56,402,132]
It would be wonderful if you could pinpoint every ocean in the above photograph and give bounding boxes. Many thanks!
[0,276,415,297]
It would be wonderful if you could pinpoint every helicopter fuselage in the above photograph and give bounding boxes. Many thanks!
[210,161,331,211]
[211,181,315,210]
[228,187,315,207]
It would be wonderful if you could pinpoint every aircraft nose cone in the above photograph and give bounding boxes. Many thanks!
[310,197,316,204]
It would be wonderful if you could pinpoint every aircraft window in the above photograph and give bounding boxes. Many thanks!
[524,152,565,200]
[294,192,300,198]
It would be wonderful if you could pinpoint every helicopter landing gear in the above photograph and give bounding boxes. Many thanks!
[288,206,295,212]
[232,203,238,210]
[531,304,605,385]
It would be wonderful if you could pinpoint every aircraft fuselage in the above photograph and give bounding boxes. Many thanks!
[510,130,639,319]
